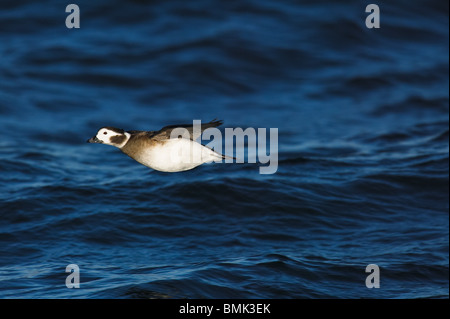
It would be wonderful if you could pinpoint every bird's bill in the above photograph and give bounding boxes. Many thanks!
[87,136,102,143]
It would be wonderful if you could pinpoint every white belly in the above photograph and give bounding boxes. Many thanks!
[137,139,222,172]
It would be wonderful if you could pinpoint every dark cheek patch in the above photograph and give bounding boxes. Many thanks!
[110,135,126,145]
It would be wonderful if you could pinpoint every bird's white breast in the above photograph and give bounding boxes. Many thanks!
[136,139,221,172]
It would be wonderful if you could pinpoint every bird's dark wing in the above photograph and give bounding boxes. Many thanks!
[151,119,223,141]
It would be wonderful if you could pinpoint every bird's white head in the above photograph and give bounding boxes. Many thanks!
[87,127,130,148]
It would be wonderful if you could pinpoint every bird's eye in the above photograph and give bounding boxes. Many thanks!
[103,132,107,135]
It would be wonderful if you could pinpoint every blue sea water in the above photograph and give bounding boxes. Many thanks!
[0,0,448,298]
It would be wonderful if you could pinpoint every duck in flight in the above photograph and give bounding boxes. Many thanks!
[87,119,231,172]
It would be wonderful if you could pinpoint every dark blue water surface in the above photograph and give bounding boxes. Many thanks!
[0,0,448,298]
